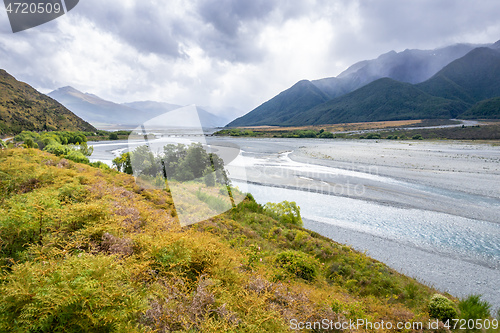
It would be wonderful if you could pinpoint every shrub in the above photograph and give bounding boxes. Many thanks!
[458,294,491,329]
[89,161,111,170]
[24,138,38,149]
[43,143,71,157]
[428,294,458,322]
[364,133,381,139]
[412,134,423,140]
[264,201,302,227]
[319,131,334,138]
[0,255,146,332]
[65,151,89,164]
[109,132,119,140]
[203,168,216,187]
[275,250,318,281]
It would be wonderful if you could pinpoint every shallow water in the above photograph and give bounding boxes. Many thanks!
[233,180,500,269]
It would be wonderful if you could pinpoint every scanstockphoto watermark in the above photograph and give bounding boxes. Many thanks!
[3,0,79,33]
[290,318,425,331]
[127,105,250,227]
[125,105,374,226]
[246,154,376,199]
[290,318,499,331]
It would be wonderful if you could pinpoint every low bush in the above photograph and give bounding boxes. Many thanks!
[0,255,146,332]
[43,143,71,156]
[428,294,458,322]
[275,250,319,282]
[264,201,302,227]
[65,150,90,164]
[459,294,491,331]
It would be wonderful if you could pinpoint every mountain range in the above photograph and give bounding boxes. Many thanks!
[0,70,95,135]
[48,87,230,128]
[227,41,500,127]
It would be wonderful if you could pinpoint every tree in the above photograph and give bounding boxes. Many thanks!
[203,167,216,187]
[264,201,302,227]
[112,152,132,174]
[79,142,94,156]
[182,143,210,179]
[24,138,38,149]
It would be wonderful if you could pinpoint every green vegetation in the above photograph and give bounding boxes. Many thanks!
[264,201,302,227]
[350,123,500,141]
[13,130,94,165]
[227,48,500,127]
[216,121,500,141]
[227,80,330,127]
[0,69,95,135]
[275,250,319,282]
[215,129,261,137]
[461,97,500,119]
[458,295,492,332]
[299,78,468,125]
[359,133,381,139]
[114,143,229,186]
[10,130,123,170]
[428,294,458,323]
[85,130,132,141]
[215,128,343,139]
[1,147,481,331]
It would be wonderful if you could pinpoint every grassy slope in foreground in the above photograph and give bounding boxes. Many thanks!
[0,148,471,332]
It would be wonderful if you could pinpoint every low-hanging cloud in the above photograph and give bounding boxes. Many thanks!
[0,0,499,116]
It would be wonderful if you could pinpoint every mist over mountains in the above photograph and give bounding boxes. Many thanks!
[228,41,500,127]
[48,87,231,128]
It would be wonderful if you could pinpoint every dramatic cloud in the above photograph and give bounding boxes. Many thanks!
[1,0,499,118]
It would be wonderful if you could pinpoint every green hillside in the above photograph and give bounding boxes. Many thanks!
[0,148,460,332]
[461,97,500,119]
[418,47,500,103]
[289,78,468,125]
[305,47,500,126]
[228,46,500,127]
[227,80,330,127]
[0,70,95,135]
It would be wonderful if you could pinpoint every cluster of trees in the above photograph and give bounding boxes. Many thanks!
[215,128,337,139]
[215,129,259,137]
[15,131,87,147]
[13,130,94,164]
[280,129,334,138]
[113,143,229,187]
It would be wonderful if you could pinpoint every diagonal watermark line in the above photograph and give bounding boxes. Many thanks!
[60,0,67,13]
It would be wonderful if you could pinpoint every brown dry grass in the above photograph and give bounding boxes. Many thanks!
[237,119,423,133]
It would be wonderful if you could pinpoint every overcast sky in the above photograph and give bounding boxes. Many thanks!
[1,0,500,117]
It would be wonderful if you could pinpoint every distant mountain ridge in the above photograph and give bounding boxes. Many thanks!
[0,70,95,134]
[227,41,498,127]
[48,87,154,127]
[226,80,330,127]
[272,47,500,125]
[49,87,230,128]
